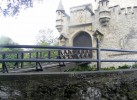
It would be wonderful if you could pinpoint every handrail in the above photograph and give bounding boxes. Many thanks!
[1,45,137,73]
[0,45,94,73]
[0,45,97,50]
[0,50,56,54]
[0,59,96,62]
[101,48,137,53]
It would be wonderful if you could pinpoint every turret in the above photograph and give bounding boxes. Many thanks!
[99,0,111,26]
[56,0,65,33]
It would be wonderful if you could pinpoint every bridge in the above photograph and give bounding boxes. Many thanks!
[1,45,137,99]
[1,45,137,73]
[0,45,93,73]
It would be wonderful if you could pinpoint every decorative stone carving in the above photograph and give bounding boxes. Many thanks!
[119,37,125,49]
[86,26,92,31]
[78,11,84,23]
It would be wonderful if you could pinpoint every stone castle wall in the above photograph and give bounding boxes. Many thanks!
[56,0,137,67]
[99,6,137,67]
[1,70,137,99]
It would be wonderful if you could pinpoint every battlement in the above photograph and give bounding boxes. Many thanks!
[99,0,109,7]
[109,5,120,14]
[133,6,137,13]
[108,5,137,15]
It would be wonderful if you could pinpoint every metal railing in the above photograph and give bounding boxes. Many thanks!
[0,45,94,73]
[0,45,137,73]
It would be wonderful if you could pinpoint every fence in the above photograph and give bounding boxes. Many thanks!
[0,45,137,73]
[0,45,93,73]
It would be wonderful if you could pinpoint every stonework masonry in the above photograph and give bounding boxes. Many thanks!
[56,0,137,67]
[1,70,137,99]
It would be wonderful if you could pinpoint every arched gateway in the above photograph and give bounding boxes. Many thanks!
[73,31,92,58]
[73,31,92,47]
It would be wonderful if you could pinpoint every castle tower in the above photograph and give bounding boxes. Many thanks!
[56,0,65,33]
[99,0,111,26]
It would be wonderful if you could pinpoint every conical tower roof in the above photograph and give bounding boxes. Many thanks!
[57,0,65,11]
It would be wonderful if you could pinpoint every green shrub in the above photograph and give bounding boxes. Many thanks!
[101,66,115,70]
[132,63,137,68]
[118,64,129,69]
[65,64,97,72]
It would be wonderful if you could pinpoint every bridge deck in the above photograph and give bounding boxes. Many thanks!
[8,62,77,73]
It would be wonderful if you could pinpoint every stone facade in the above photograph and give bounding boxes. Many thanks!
[56,0,137,67]
[1,70,137,99]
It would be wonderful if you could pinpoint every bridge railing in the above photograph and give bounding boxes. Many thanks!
[0,45,95,73]
[0,49,60,69]
[1,45,137,73]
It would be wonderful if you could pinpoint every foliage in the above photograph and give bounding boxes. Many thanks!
[0,36,21,51]
[101,66,116,70]
[0,36,22,69]
[64,64,97,72]
[132,63,137,68]
[65,63,137,72]
[0,36,15,45]
[0,0,43,16]
[118,64,129,69]
[35,28,59,59]
[36,27,58,46]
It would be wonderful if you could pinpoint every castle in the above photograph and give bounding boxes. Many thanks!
[55,0,137,67]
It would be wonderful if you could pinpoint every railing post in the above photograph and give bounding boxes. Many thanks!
[35,52,43,71]
[2,53,8,73]
[29,53,31,64]
[96,38,101,70]
[48,51,51,59]
[36,52,38,67]
[16,53,19,68]
[21,53,24,68]
[14,53,19,69]
[58,50,61,59]
[47,51,51,64]
[58,50,61,65]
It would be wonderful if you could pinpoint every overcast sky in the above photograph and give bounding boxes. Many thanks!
[0,0,136,45]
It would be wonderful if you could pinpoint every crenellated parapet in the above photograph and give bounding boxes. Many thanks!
[109,5,120,14]
[133,6,137,13]
[109,5,137,15]
[98,0,137,26]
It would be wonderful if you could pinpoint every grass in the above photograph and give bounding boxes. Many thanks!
[65,63,137,72]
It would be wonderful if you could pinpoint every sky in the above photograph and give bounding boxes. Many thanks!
[0,0,94,45]
[0,0,136,45]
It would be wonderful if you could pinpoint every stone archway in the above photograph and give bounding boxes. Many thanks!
[73,31,92,47]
